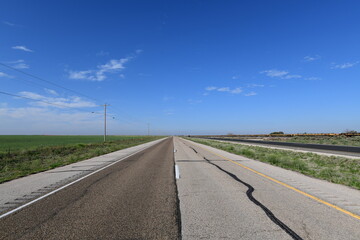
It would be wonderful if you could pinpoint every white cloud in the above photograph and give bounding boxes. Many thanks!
[282,74,302,79]
[8,59,29,69]
[245,92,257,96]
[248,84,265,88]
[14,63,29,69]
[205,86,242,94]
[44,88,58,95]
[0,106,92,120]
[332,61,359,69]
[3,21,17,27]
[188,99,202,104]
[230,88,242,94]
[261,69,288,78]
[0,105,106,134]
[0,72,12,78]
[69,57,130,81]
[304,55,321,62]
[261,69,302,79]
[217,87,230,92]
[305,77,321,81]
[18,91,97,108]
[96,50,109,56]
[68,70,92,80]
[12,46,33,52]
[205,86,217,91]
[232,75,240,79]
[0,105,147,135]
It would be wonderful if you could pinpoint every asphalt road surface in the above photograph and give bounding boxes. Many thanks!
[175,137,360,240]
[0,137,180,240]
[2,136,360,240]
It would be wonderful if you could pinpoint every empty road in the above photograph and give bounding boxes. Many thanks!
[175,137,360,240]
[1,136,360,239]
[0,137,180,240]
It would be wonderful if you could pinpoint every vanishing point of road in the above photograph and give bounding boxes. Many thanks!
[1,137,360,239]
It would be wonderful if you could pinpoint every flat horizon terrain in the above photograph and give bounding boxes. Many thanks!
[266,135,360,147]
[0,135,163,183]
[0,135,161,153]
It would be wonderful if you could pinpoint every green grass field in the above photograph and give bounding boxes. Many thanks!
[188,137,360,190]
[0,135,148,153]
[267,136,360,147]
[0,135,164,183]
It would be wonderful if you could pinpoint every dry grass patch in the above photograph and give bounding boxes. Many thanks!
[187,138,360,190]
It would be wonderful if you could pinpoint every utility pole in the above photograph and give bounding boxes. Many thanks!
[103,104,110,142]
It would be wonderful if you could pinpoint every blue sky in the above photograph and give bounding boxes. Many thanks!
[1,0,359,135]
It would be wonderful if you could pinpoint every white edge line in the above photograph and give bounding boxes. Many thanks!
[0,138,167,220]
[175,165,180,179]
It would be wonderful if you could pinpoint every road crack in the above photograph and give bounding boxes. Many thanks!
[184,141,303,240]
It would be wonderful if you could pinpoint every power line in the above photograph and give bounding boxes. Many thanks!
[0,63,165,134]
[0,62,101,103]
[1,90,165,134]
[0,63,143,124]
[0,90,142,126]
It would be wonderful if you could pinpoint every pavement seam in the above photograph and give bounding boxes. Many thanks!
[185,138,360,221]
[173,140,183,240]
[183,140,303,240]
[202,155,302,240]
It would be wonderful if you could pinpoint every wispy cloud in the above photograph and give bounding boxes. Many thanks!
[217,87,230,92]
[303,55,321,62]
[0,72,13,78]
[163,109,175,115]
[205,86,242,94]
[69,50,141,81]
[247,84,265,88]
[96,50,109,56]
[261,69,301,79]
[230,88,242,94]
[12,46,34,52]
[7,59,29,69]
[188,99,202,104]
[44,88,58,96]
[0,106,105,135]
[68,70,92,80]
[18,91,97,108]
[261,69,288,78]
[3,21,17,27]
[205,86,217,91]
[332,61,359,69]
[245,91,257,96]
[0,107,94,121]
[305,77,321,81]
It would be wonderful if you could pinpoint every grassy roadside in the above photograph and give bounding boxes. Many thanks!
[266,136,360,147]
[0,136,163,183]
[0,135,154,153]
[187,137,360,190]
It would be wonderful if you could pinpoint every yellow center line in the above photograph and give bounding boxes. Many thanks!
[189,140,360,221]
